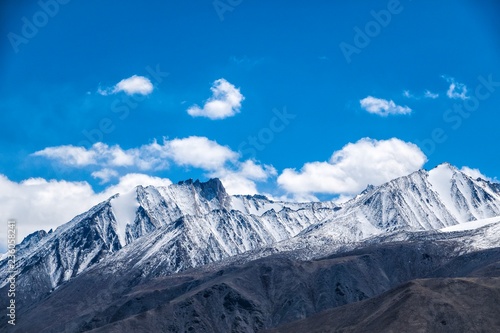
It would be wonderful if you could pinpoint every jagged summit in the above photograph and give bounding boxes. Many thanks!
[173,178,228,202]
[193,178,227,202]
[177,177,223,187]
[425,162,457,171]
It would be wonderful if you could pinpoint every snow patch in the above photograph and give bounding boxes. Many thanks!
[110,189,139,246]
[428,164,462,221]
[440,216,500,232]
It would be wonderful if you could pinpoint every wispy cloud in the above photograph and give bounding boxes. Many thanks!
[442,75,468,100]
[403,90,439,99]
[91,168,119,184]
[229,55,264,67]
[98,75,154,96]
[187,79,244,119]
[360,96,412,116]
[403,90,413,98]
[424,90,439,99]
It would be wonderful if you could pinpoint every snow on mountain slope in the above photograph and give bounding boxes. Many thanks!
[0,178,338,302]
[2,163,499,306]
[440,216,500,232]
[110,189,140,246]
[428,163,461,219]
[0,199,122,307]
[428,163,500,222]
[295,163,500,245]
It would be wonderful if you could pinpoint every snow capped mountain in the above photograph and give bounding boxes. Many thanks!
[428,163,500,221]
[0,178,337,304]
[295,163,500,244]
[1,163,499,309]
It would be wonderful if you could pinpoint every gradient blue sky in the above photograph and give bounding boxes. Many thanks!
[1,0,499,204]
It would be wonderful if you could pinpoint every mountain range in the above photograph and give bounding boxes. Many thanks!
[1,162,500,332]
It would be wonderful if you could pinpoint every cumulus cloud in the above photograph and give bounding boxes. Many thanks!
[442,75,468,100]
[32,136,274,195]
[0,173,172,252]
[98,75,153,96]
[168,136,238,170]
[360,96,412,116]
[210,160,277,195]
[277,138,427,196]
[33,137,239,175]
[187,79,244,119]
[33,141,170,171]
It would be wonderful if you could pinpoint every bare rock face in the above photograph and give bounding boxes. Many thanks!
[265,277,500,333]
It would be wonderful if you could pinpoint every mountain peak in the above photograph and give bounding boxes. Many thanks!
[432,162,458,172]
[196,178,227,202]
[19,229,48,247]
[177,178,194,185]
[177,178,227,202]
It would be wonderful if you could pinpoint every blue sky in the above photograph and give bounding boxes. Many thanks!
[1,0,500,244]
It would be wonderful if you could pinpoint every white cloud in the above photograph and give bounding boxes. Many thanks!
[424,90,439,99]
[238,160,277,181]
[98,75,153,96]
[32,136,275,196]
[277,138,427,196]
[0,173,172,252]
[33,145,97,166]
[403,90,413,98]
[105,173,173,194]
[460,166,494,182]
[33,141,170,171]
[33,137,239,173]
[187,78,244,119]
[360,96,412,116]
[91,168,119,184]
[168,136,238,170]
[210,160,277,195]
[442,75,468,100]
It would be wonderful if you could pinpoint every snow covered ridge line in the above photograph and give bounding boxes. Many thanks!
[1,162,500,298]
